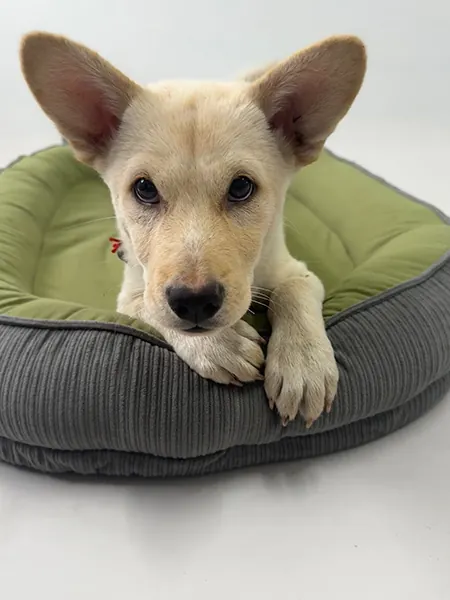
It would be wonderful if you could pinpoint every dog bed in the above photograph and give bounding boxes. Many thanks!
[0,145,449,477]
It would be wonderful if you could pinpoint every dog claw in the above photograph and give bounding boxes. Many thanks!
[305,418,314,429]
[281,416,290,427]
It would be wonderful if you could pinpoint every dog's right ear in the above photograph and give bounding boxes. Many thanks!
[20,32,140,165]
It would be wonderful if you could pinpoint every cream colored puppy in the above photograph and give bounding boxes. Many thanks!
[21,32,366,426]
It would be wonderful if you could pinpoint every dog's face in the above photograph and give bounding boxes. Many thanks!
[104,81,293,332]
[20,33,366,334]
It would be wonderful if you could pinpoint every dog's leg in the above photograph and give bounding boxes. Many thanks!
[162,321,265,385]
[258,257,339,427]
[116,261,146,320]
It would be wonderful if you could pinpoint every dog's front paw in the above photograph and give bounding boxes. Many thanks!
[264,329,339,427]
[169,320,265,385]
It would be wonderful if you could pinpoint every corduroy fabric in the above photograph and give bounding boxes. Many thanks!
[0,145,449,477]
[0,254,449,476]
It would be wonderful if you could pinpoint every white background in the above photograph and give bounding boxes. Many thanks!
[0,1,449,599]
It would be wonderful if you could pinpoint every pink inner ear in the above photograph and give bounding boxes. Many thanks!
[269,93,303,145]
[85,98,120,149]
[269,92,304,147]
[62,70,121,149]
[267,75,324,149]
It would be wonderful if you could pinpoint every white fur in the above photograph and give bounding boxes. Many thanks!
[20,32,366,426]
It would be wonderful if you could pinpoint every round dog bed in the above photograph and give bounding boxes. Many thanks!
[0,146,449,477]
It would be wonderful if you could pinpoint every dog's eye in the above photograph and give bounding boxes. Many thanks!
[133,178,159,204]
[228,176,255,203]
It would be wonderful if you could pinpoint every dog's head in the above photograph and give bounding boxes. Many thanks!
[21,33,365,334]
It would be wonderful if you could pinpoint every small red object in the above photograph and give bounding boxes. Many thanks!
[109,237,122,254]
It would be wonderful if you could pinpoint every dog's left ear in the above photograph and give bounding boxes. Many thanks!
[251,36,366,165]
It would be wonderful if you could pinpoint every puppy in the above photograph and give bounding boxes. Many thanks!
[20,32,366,426]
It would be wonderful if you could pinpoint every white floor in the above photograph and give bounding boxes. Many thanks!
[1,1,449,599]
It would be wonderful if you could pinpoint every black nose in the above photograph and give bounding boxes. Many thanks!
[166,282,225,325]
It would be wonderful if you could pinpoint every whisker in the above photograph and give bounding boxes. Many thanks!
[251,293,284,312]
[251,290,271,300]
[250,299,266,308]
[251,299,277,311]
[251,294,270,303]
[283,218,303,237]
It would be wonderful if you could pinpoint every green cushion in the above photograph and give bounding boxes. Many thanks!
[0,145,449,478]
[0,146,447,327]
